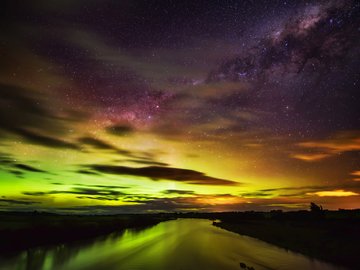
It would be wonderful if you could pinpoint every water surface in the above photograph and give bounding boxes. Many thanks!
[0,219,345,270]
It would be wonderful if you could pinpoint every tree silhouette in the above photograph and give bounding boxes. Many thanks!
[310,202,323,212]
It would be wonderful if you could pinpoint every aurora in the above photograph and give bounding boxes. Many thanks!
[1,0,359,214]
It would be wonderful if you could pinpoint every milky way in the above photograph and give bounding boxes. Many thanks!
[0,0,359,213]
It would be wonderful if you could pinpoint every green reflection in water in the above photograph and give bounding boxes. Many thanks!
[0,219,345,270]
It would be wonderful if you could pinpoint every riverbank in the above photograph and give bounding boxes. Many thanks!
[0,212,171,254]
[213,218,359,269]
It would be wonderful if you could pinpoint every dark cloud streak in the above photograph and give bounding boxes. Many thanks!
[14,164,47,173]
[87,165,239,186]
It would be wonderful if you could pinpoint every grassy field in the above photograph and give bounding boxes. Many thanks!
[0,212,171,254]
[214,217,359,269]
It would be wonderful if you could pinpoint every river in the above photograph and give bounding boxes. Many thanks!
[0,219,346,270]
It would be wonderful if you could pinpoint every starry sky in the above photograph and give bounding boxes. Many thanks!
[1,0,359,213]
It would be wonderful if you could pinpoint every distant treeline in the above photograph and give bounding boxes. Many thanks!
[164,208,360,221]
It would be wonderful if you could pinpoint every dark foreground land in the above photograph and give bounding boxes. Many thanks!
[0,210,359,269]
[0,212,171,255]
[208,210,360,269]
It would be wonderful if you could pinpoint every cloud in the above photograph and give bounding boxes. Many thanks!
[86,165,239,186]
[0,152,14,165]
[8,170,24,178]
[78,136,131,155]
[0,197,39,205]
[262,183,360,193]
[299,136,360,152]
[240,191,273,198]
[106,125,134,136]
[76,169,99,175]
[291,131,360,161]
[11,127,79,150]
[350,171,360,181]
[290,153,332,162]
[0,84,49,119]
[0,152,47,176]
[55,193,314,213]
[24,187,125,197]
[56,194,243,213]
[240,182,360,199]
[307,190,359,197]
[15,184,360,213]
[78,184,129,189]
[14,164,47,173]
[23,186,127,201]
[162,189,195,195]
[124,159,169,167]
[0,84,86,150]
[56,199,199,213]
[78,137,116,150]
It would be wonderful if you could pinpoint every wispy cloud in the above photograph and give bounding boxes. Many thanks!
[14,164,47,173]
[350,171,360,181]
[106,125,134,136]
[291,131,360,161]
[23,186,127,201]
[0,197,39,205]
[307,190,359,197]
[78,136,131,155]
[162,189,195,195]
[290,153,332,162]
[0,152,48,177]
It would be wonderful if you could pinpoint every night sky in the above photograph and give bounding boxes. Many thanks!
[1,0,359,213]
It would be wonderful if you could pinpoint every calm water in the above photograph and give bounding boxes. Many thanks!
[0,219,346,270]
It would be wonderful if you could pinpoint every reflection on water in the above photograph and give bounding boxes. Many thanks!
[0,219,345,270]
